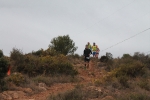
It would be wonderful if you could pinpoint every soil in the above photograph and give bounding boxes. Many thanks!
[26,60,103,100]
[5,59,104,100]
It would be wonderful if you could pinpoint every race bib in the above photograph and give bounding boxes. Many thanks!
[86,57,90,59]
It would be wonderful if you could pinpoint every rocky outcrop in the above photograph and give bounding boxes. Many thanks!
[0,88,34,100]
[101,96,115,100]
[0,82,48,100]
[0,91,25,100]
[38,82,47,91]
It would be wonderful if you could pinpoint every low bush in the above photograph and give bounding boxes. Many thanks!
[47,84,101,100]
[114,60,145,78]
[117,93,150,100]
[133,52,150,69]
[100,52,114,71]
[6,72,25,86]
[100,56,108,62]
[138,79,150,91]
[0,57,9,79]
[122,54,132,59]
[10,48,24,64]
[32,48,44,56]
[0,51,9,92]
[0,50,3,58]
[11,50,78,77]
[48,87,84,100]
[103,58,146,87]
[67,53,80,59]
[117,75,129,88]
[32,75,77,86]
[39,54,78,76]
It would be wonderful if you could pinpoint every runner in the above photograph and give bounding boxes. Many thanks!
[96,45,100,58]
[83,45,92,69]
[87,42,92,50]
[92,42,97,57]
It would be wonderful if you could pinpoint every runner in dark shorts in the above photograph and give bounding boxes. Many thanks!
[84,56,90,62]
[83,45,92,68]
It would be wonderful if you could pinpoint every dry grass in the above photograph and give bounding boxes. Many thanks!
[47,84,103,100]
[4,74,79,95]
[31,75,79,86]
[2,52,150,100]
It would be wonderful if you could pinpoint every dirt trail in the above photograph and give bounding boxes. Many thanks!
[24,60,103,100]
[25,83,75,100]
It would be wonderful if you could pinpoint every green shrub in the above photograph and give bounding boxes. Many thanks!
[40,55,78,76]
[133,52,145,61]
[103,59,146,87]
[47,84,101,100]
[10,48,25,72]
[115,60,145,87]
[32,48,59,57]
[11,51,78,77]
[0,50,3,58]
[100,52,113,63]
[104,60,114,71]
[0,57,8,78]
[129,93,150,100]
[132,52,150,69]
[49,35,78,55]
[32,75,77,86]
[117,93,150,100]
[0,79,8,92]
[10,48,24,63]
[67,53,80,59]
[7,72,25,86]
[23,54,41,76]
[117,75,129,88]
[44,48,59,56]
[48,87,83,100]
[100,56,108,62]
[0,56,9,92]
[32,48,44,56]
[138,79,150,91]
[122,54,132,59]
[115,60,145,78]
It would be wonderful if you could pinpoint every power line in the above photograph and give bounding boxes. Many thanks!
[94,12,149,38]
[145,51,150,54]
[77,0,136,34]
[101,27,150,52]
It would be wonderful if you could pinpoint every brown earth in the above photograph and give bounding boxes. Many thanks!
[1,59,107,100]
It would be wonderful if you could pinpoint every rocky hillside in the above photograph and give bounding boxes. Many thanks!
[1,54,150,100]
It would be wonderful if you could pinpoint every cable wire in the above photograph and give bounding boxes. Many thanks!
[145,51,150,54]
[101,27,150,52]
[77,0,136,34]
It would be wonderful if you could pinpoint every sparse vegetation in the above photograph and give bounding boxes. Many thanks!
[6,72,25,86]
[0,50,3,58]
[96,52,150,99]
[117,93,150,100]
[47,84,102,100]
[0,50,9,92]
[31,75,78,86]
[1,37,150,100]
[10,49,78,77]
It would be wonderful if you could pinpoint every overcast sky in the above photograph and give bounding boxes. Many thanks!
[0,0,150,58]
